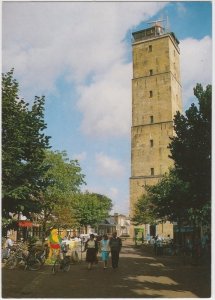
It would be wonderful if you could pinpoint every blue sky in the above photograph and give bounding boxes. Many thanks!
[2,1,212,216]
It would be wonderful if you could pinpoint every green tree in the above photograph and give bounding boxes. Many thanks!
[132,169,190,228]
[132,193,156,226]
[169,84,211,225]
[36,150,86,237]
[132,84,211,233]
[2,69,50,221]
[147,169,190,226]
[72,192,113,232]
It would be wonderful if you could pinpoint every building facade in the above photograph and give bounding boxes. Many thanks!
[113,213,131,237]
[129,23,182,238]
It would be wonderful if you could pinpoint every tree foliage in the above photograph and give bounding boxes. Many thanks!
[71,192,113,230]
[2,69,50,219]
[169,84,211,224]
[133,84,211,227]
[36,150,86,234]
[2,70,114,237]
[132,169,190,226]
[146,169,190,223]
[131,193,156,226]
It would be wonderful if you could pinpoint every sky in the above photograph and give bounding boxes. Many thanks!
[2,1,213,216]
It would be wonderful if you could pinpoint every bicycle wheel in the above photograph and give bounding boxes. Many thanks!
[52,258,62,274]
[39,253,46,265]
[5,256,17,269]
[28,258,41,271]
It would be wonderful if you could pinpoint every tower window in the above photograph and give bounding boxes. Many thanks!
[151,168,154,176]
[149,45,152,52]
[150,139,154,147]
[149,90,153,98]
[149,69,153,76]
[150,116,154,123]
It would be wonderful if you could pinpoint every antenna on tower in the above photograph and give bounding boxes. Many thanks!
[147,19,164,27]
[147,18,165,36]
[147,17,170,33]
[166,16,170,33]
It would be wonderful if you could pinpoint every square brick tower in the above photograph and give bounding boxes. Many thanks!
[130,22,182,238]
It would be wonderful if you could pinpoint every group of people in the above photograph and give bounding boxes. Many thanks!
[2,231,123,270]
[84,232,122,270]
[46,229,123,270]
[47,228,82,262]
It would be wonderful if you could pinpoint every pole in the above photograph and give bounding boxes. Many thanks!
[17,212,20,242]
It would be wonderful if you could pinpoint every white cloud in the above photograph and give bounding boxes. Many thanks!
[113,197,130,216]
[2,1,167,128]
[73,151,87,162]
[95,152,124,178]
[82,184,129,214]
[180,36,212,109]
[77,62,132,137]
[83,184,118,198]
[3,2,212,136]
[109,187,119,199]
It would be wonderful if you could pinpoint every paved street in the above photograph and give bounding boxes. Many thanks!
[2,240,211,298]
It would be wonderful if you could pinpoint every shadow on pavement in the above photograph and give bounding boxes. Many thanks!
[2,242,211,298]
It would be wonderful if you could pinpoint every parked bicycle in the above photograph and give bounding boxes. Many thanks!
[2,245,16,263]
[52,243,71,274]
[30,243,49,266]
[5,243,41,271]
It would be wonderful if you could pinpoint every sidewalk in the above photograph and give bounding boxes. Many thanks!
[137,241,211,267]
[2,239,212,298]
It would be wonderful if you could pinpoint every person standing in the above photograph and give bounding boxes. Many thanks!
[84,234,98,270]
[68,236,79,263]
[109,232,122,269]
[5,235,14,249]
[100,234,110,269]
[3,235,14,260]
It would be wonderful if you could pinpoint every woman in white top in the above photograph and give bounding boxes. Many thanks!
[100,234,110,269]
[84,234,98,270]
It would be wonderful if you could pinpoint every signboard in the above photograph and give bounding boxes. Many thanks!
[174,226,193,233]
[134,227,144,244]
[18,220,33,227]
[134,227,144,235]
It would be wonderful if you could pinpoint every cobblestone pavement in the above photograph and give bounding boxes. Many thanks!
[1,240,212,298]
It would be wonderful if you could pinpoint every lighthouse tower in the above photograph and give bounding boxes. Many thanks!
[129,21,182,238]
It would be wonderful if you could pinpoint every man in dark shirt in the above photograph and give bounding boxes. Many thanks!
[109,232,122,269]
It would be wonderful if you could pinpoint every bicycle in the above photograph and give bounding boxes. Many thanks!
[30,243,49,266]
[2,246,14,262]
[5,243,41,271]
[52,243,71,274]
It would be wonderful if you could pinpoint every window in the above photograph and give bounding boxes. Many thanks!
[149,90,153,98]
[151,168,154,176]
[150,139,154,147]
[149,69,153,76]
[150,116,154,123]
[149,45,152,52]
